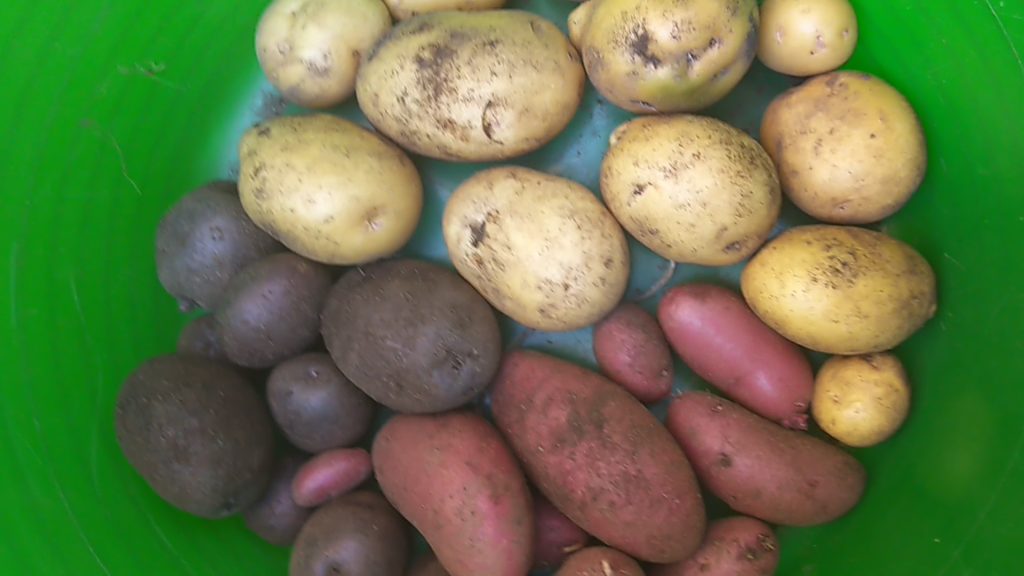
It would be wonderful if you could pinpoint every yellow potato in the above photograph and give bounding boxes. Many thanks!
[443,167,630,332]
[238,115,423,265]
[383,0,506,21]
[812,354,911,448]
[761,71,927,224]
[256,0,392,109]
[601,115,781,266]
[740,225,937,355]
[757,0,858,77]
[571,0,759,113]
[356,10,585,162]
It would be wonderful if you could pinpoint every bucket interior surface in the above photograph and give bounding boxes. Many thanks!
[1,1,1023,574]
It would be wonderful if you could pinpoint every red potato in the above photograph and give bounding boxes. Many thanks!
[556,547,645,576]
[373,412,533,576]
[658,283,813,429]
[649,516,779,576]
[534,493,590,570]
[593,303,674,403]
[291,448,372,508]
[667,392,866,526]
[491,350,705,564]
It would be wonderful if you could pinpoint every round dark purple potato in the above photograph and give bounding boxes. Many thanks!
[322,259,501,414]
[216,253,333,368]
[176,315,226,360]
[244,452,312,547]
[289,490,409,576]
[156,180,281,311]
[267,353,375,453]
[114,355,275,519]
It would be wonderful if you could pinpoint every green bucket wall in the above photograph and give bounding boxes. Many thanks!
[2,0,1023,574]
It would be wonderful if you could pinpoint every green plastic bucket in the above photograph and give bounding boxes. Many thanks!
[2,0,1023,574]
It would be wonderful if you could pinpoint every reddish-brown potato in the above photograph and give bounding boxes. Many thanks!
[556,547,645,576]
[291,448,372,508]
[649,516,779,576]
[534,493,590,570]
[491,350,705,564]
[593,303,674,403]
[373,412,533,576]
[658,283,813,429]
[667,392,866,526]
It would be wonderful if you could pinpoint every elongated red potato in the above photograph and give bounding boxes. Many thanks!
[593,303,674,404]
[491,350,705,564]
[291,448,372,508]
[649,516,779,576]
[667,392,866,526]
[372,412,533,576]
[658,283,813,429]
[534,493,590,570]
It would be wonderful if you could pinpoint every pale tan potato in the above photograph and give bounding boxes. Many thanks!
[443,167,630,332]
[758,0,858,77]
[761,71,928,224]
[383,0,506,21]
[812,353,911,448]
[572,0,759,113]
[356,10,585,162]
[601,115,781,266]
[256,0,392,109]
[740,225,937,355]
[238,115,423,265]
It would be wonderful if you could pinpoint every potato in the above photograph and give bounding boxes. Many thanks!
[601,115,781,266]
[593,303,674,404]
[491,350,706,564]
[533,493,590,571]
[373,412,534,576]
[383,0,506,21]
[658,283,813,429]
[740,225,938,355]
[757,0,858,77]
[244,452,312,547]
[760,71,927,224]
[356,10,585,161]
[667,392,866,526]
[238,114,423,265]
[571,0,759,113]
[443,167,630,332]
[649,516,779,576]
[556,547,645,576]
[291,448,373,508]
[813,353,912,448]
[256,0,392,109]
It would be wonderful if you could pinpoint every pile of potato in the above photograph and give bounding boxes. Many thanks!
[115,0,939,575]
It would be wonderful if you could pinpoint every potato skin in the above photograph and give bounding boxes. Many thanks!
[291,448,373,508]
[667,392,866,526]
[601,115,781,266]
[555,547,645,576]
[760,71,927,224]
[356,10,585,161]
[256,0,392,108]
[740,225,937,355]
[238,114,423,265]
[757,0,858,77]
[372,412,533,576]
[658,283,813,429]
[812,353,911,448]
[649,516,779,576]
[443,167,630,332]
[384,0,506,21]
[593,303,674,404]
[574,0,759,113]
[491,350,705,564]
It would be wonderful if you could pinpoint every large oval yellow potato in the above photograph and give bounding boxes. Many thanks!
[443,167,630,332]
[356,10,585,162]
[572,0,759,113]
[812,353,911,448]
[383,0,506,21]
[601,115,781,266]
[238,115,423,265]
[741,225,937,355]
[761,71,927,224]
[757,0,858,77]
[256,0,392,109]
